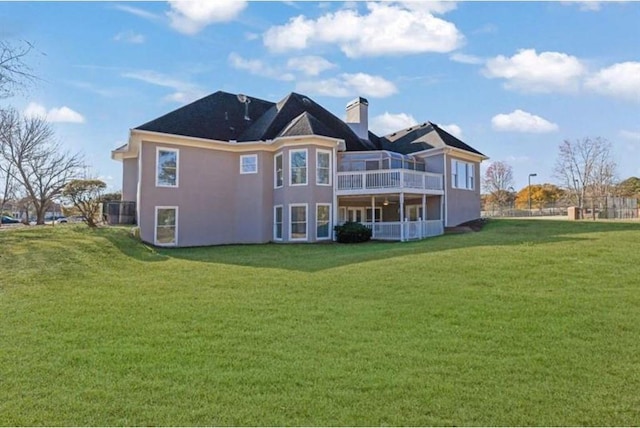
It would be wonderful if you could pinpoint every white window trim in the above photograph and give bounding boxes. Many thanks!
[289,203,308,241]
[156,147,179,188]
[451,159,474,191]
[316,149,332,186]
[273,205,283,241]
[316,203,332,240]
[240,154,258,174]
[154,206,178,247]
[274,152,283,189]
[289,148,308,186]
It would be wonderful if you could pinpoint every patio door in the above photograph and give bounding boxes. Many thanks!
[347,208,365,223]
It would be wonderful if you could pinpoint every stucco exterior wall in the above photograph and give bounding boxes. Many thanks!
[122,158,138,202]
[273,145,334,242]
[138,141,271,246]
[137,139,337,246]
[445,154,481,226]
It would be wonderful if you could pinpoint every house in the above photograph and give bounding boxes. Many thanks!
[111,91,487,247]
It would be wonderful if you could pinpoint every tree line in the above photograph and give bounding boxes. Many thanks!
[483,137,639,216]
[1,40,109,227]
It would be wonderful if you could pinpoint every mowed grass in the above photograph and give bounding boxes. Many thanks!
[1,219,640,426]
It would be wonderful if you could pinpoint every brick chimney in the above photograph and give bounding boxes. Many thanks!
[346,97,369,139]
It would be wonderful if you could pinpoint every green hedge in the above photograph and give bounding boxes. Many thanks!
[334,221,372,243]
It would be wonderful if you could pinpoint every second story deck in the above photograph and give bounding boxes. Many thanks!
[336,151,444,195]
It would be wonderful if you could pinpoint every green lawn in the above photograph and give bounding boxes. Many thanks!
[1,219,640,426]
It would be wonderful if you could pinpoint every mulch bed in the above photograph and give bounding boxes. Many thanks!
[445,218,489,234]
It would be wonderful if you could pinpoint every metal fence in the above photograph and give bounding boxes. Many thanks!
[483,196,638,219]
[103,201,136,225]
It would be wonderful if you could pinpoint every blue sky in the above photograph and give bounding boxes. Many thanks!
[1,0,638,191]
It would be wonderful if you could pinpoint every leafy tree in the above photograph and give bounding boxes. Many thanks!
[101,191,122,203]
[482,161,514,212]
[0,108,84,224]
[515,184,564,210]
[62,179,106,228]
[616,177,640,198]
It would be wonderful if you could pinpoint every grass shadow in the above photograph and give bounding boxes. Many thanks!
[117,219,640,272]
[94,226,170,263]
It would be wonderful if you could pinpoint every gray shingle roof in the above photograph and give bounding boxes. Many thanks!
[134,91,484,157]
[377,122,486,157]
[136,91,274,142]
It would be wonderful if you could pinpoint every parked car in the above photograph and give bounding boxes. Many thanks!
[44,215,68,224]
[1,215,21,224]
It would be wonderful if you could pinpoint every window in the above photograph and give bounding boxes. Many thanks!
[317,150,331,185]
[366,207,382,222]
[316,204,331,240]
[274,153,283,188]
[289,204,307,240]
[451,159,475,190]
[156,148,178,187]
[240,154,258,174]
[290,149,307,186]
[155,206,178,246]
[274,205,283,241]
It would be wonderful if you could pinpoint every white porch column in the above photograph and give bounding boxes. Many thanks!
[399,192,405,242]
[422,193,427,239]
[371,195,376,239]
[440,195,444,227]
[332,145,338,241]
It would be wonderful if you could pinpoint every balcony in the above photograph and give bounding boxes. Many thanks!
[336,169,444,196]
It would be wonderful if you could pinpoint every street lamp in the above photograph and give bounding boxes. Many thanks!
[574,178,581,219]
[528,173,537,215]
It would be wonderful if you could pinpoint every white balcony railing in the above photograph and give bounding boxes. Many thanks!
[359,220,444,241]
[336,169,443,194]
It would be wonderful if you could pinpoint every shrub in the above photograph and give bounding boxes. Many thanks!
[334,221,372,243]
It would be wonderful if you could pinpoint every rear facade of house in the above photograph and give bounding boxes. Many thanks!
[112,91,487,247]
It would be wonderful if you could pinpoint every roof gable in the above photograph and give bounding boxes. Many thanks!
[377,121,485,157]
[277,111,336,139]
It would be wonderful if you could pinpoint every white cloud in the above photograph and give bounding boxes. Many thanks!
[113,30,145,44]
[296,73,397,98]
[23,102,85,123]
[286,56,336,76]
[483,48,586,93]
[370,112,418,135]
[263,2,463,58]
[562,1,629,11]
[113,4,162,22]
[167,0,247,35]
[585,62,640,102]
[399,1,458,14]
[491,109,558,133]
[121,70,206,104]
[620,130,640,141]
[450,53,483,65]
[440,123,463,138]
[228,53,295,81]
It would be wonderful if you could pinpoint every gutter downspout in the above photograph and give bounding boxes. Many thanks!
[443,150,449,228]
[332,143,339,241]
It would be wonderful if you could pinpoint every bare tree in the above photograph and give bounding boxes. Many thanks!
[1,40,35,98]
[0,109,83,224]
[483,161,514,213]
[554,137,617,218]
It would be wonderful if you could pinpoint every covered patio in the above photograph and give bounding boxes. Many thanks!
[337,193,444,241]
